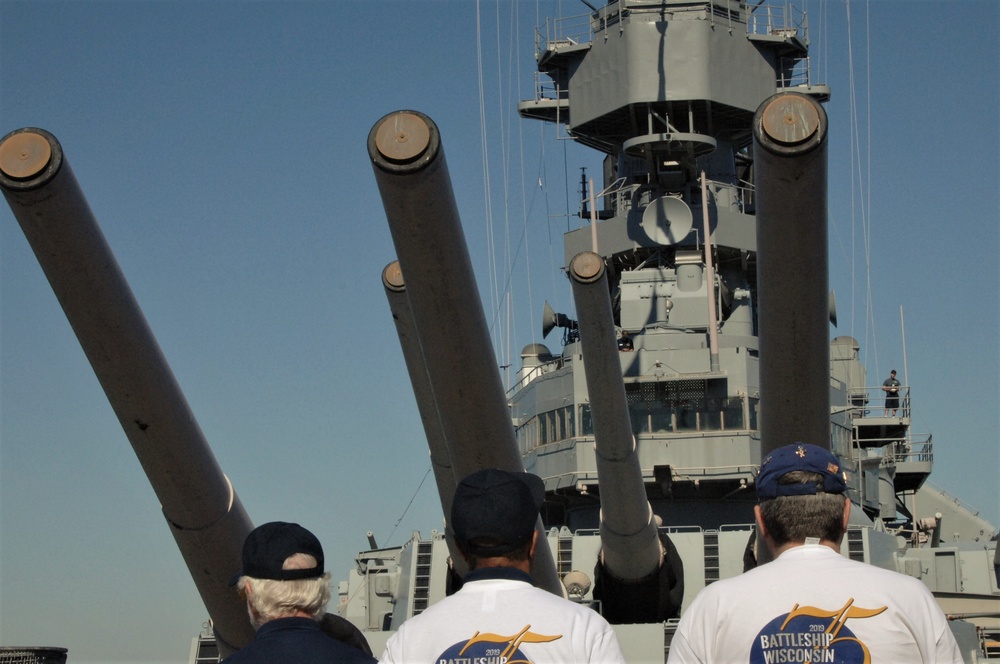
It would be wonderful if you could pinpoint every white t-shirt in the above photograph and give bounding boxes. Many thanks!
[667,543,963,664]
[379,567,626,664]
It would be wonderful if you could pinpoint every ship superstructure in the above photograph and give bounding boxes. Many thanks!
[511,0,827,531]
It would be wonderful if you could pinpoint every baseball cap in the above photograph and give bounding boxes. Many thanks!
[233,521,325,584]
[451,469,545,557]
[756,443,848,500]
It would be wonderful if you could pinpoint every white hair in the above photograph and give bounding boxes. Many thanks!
[238,553,331,628]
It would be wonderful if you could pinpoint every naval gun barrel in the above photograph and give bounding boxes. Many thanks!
[752,93,830,455]
[569,251,682,622]
[0,128,255,652]
[381,261,466,578]
[368,111,561,596]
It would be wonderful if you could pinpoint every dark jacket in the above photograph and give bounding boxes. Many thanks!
[222,617,376,663]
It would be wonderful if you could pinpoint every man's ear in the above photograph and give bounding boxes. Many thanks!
[754,504,768,541]
[529,529,538,558]
[842,497,851,533]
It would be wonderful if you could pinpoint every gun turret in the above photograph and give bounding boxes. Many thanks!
[568,251,683,622]
[752,93,830,455]
[0,128,254,654]
[368,111,562,597]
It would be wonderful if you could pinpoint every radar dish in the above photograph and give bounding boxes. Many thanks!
[641,196,693,245]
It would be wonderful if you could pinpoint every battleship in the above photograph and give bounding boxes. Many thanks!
[1,1,997,663]
[337,1,1000,659]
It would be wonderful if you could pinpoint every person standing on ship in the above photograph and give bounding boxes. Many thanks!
[883,369,901,416]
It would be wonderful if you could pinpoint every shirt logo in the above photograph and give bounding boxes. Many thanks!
[434,625,562,664]
[750,598,887,663]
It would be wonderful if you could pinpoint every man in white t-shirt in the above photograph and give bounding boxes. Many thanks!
[668,443,963,664]
[379,468,626,664]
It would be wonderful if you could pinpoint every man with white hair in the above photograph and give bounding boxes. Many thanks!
[224,521,375,663]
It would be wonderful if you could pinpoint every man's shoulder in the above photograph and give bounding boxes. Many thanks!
[517,582,617,620]
[313,634,377,662]
[394,579,614,628]
[223,621,376,664]
[780,546,939,601]
[687,546,863,599]
[835,555,932,590]
[677,549,942,626]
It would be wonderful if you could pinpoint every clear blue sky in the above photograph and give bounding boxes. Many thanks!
[1,1,997,662]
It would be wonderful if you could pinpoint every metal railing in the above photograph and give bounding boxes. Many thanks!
[846,384,912,419]
[526,70,568,105]
[747,1,806,38]
[535,0,808,59]
[525,1,816,109]
[578,176,755,221]
[748,2,813,89]
[537,11,592,52]
[0,650,67,664]
[881,435,934,465]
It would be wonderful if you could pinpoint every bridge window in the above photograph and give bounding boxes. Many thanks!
[625,382,756,434]
[517,390,754,452]
[516,405,577,452]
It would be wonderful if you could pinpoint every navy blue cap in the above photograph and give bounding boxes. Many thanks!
[232,521,324,584]
[756,443,848,500]
[451,469,544,557]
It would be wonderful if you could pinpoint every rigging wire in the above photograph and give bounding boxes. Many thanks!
[478,0,521,389]
[492,0,512,384]
[501,0,517,388]
[476,0,500,365]
[383,466,434,546]
[823,0,855,341]
[864,2,877,380]
[855,0,879,379]
[513,2,538,373]
[844,0,880,381]
[474,1,602,386]
[845,0,860,345]
[476,0,572,387]
[512,29,535,358]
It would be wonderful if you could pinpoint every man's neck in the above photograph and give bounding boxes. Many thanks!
[771,538,841,558]
[257,610,314,626]
[464,566,532,584]
[470,558,532,575]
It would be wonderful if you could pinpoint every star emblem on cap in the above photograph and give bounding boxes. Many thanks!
[795,445,806,458]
